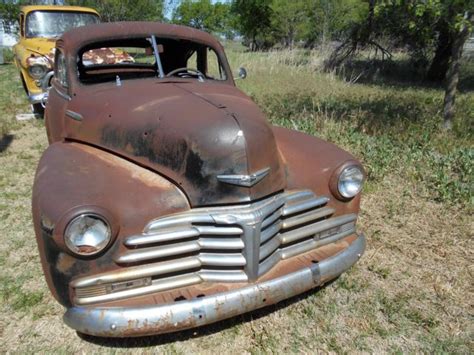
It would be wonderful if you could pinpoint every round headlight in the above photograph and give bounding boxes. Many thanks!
[28,64,47,79]
[338,166,365,199]
[64,214,111,256]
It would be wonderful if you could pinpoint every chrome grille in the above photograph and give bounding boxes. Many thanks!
[72,190,357,305]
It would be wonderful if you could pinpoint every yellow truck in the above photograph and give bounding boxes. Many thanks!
[13,5,100,115]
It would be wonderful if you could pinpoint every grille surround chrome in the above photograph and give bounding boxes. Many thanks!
[72,190,358,305]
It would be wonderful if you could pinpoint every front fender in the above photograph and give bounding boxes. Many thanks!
[32,142,190,306]
[273,126,362,217]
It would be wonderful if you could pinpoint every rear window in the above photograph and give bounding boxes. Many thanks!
[77,37,228,84]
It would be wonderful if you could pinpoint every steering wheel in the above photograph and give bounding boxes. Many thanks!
[166,67,205,79]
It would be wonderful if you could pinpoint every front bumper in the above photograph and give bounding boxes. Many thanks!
[27,71,54,104]
[64,233,365,337]
[28,92,46,104]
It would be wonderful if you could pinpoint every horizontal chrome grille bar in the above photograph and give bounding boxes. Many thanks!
[258,227,356,276]
[116,238,245,264]
[283,196,329,216]
[126,225,243,247]
[72,253,246,288]
[259,216,356,261]
[281,214,356,245]
[74,270,248,305]
[282,207,335,230]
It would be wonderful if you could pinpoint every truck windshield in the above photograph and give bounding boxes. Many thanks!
[26,11,99,38]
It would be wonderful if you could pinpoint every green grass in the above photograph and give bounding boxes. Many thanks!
[0,48,473,352]
[229,48,473,207]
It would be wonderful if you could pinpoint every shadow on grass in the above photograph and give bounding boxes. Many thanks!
[0,134,14,153]
[78,279,338,348]
[271,90,443,136]
[338,59,474,93]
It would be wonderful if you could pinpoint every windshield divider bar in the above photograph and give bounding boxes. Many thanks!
[151,35,164,78]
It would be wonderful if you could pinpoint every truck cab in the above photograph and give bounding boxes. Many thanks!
[13,5,99,115]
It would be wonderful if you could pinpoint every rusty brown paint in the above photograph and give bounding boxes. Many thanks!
[33,22,366,335]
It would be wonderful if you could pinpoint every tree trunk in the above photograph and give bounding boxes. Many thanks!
[442,13,471,130]
[427,22,453,82]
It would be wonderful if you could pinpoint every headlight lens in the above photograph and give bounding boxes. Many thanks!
[64,214,111,256]
[338,166,365,198]
[28,64,47,79]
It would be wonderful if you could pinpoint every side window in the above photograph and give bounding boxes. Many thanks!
[55,50,68,88]
[206,48,226,81]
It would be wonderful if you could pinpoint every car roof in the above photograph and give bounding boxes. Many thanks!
[20,5,99,16]
[57,21,223,54]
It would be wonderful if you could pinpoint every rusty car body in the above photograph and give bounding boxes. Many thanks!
[32,22,366,337]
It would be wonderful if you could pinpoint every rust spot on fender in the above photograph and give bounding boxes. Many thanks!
[56,252,76,273]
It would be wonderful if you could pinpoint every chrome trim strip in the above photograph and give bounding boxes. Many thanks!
[117,238,245,264]
[27,93,46,104]
[75,270,249,305]
[41,71,54,90]
[72,253,246,288]
[280,214,356,244]
[126,225,243,246]
[64,234,366,337]
[258,228,356,276]
[282,207,335,229]
[283,196,329,216]
[65,110,83,121]
[53,86,71,101]
[217,167,271,187]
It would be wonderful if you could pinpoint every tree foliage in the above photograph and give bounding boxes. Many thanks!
[302,0,367,46]
[66,0,164,22]
[171,0,232,36]
[231,0,273,50]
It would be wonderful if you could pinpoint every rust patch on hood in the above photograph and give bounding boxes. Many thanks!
[64,81,286,206]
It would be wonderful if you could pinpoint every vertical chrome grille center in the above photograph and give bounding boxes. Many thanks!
[72,190,357,305]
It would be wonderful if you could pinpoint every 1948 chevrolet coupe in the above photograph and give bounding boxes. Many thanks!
[33,22,366,337]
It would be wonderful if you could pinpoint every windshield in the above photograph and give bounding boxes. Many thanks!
[78,37,229,85]
[26,11,99,38]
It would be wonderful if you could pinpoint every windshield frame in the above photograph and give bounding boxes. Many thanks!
[74,36,232,86]
[25,10,100,39]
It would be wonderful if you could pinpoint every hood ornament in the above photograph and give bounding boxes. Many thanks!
[217,167,270,187]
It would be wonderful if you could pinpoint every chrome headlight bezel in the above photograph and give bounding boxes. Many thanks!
[29,64,48,79]
[26,56,51,79]
[64,213,112,257]
[330,162,365,201]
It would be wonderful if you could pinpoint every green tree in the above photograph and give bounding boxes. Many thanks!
[0,0,25,26]
[328,0,473,129]
[374,0,473,128]
[231,0,273,51]
[303,0,367,46]
[270,0,308,48]
[172,0,231,35]
[67,0,164,22]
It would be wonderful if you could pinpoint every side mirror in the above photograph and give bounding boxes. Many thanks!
[235,67,247,80]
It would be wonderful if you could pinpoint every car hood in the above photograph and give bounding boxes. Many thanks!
[65,80,286,206]
[20,37,56,58]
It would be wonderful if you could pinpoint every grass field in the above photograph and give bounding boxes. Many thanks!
[0,48,472,353]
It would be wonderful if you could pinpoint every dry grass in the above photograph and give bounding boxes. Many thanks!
[0,47,473,353]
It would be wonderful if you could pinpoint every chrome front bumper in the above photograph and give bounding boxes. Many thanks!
[28,71,53,104]
[64,233,365,337]
[28,92,46,104]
